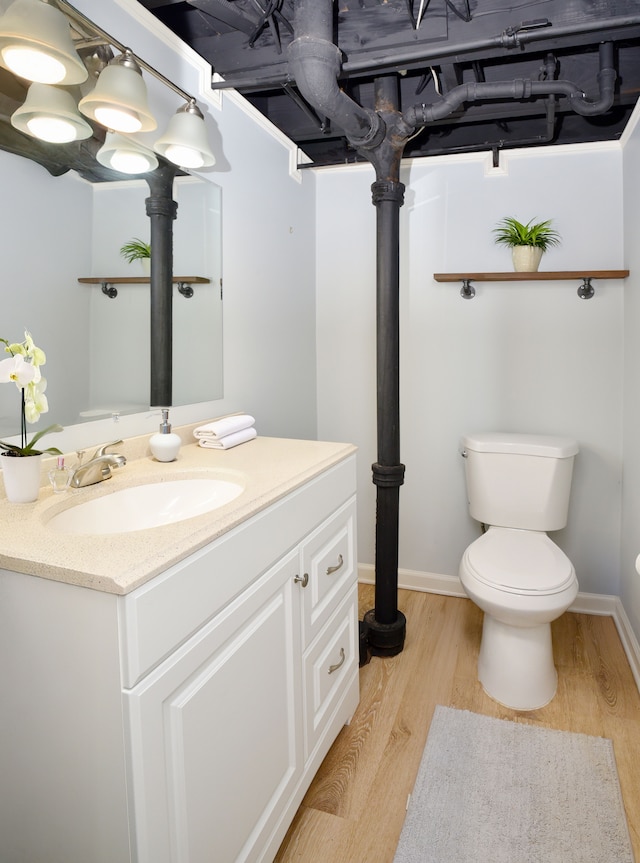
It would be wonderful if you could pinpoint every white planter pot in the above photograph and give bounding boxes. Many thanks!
[512,245,543,272]
[1,453,43,503]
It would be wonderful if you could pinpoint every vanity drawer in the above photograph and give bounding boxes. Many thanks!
[303,589,359,759]
[300,496,356,648]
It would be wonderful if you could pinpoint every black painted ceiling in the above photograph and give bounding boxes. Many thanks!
[136,0,640,168]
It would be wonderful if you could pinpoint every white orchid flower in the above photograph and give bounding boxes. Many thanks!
[24,378,49,422]
[0,354,37,389]
[0,331,61,456]
[23,331,46,367]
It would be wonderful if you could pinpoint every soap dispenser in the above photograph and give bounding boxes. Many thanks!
[150,409,181,462]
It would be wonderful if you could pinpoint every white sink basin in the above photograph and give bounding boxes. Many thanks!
[46,478,244,535]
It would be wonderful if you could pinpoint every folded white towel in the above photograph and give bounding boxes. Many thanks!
[198,427,257,450]
[194,414,255,440]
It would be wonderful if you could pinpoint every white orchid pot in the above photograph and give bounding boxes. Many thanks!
[512,245,543,272]
[1,453,42,502]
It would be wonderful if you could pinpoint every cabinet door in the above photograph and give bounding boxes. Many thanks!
[300,496,357,647]
[124,549,303,863]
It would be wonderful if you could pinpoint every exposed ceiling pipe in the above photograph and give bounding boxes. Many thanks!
[404,42,616,127]
[342,17,637,76]
[211,16,638,91]
[288,0,385,152]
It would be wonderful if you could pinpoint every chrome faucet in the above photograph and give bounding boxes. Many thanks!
[70,440,127,489]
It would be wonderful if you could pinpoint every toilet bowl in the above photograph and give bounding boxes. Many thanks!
[459,526,578,709]
[459,432,579,711]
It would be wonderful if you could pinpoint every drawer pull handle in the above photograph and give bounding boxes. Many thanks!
[294,572,309,588]
[328,647,346,675]
[326,554,344,576]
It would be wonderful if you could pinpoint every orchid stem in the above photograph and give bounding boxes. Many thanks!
[20,389,26,451]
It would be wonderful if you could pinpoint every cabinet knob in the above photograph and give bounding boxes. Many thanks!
[294,572,309,588]
[326,554,344,576]
[328,647,346,675]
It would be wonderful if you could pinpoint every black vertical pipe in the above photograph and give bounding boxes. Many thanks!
[362,76,407,655]
[363,182,407,653]
[145,164,178,407]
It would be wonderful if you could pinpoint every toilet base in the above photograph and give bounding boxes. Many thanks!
[478,614,557,710]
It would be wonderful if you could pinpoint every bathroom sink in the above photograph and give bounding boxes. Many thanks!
[45,478,245,535]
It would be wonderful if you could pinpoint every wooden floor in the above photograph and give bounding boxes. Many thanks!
[275,584,640,862]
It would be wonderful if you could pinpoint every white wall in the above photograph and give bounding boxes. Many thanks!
[621,107,640,639]
[316,145,625,596]
[0,154,92,437]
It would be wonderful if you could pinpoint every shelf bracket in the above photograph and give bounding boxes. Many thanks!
[101,282,117,299]
[577,277,595,300]
[460,279,476,300]
[176,282,194,298]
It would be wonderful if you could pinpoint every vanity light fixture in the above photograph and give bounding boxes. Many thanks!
[96,130,158,174]
[11,81,92,142]
[3,0,218,171]
[154,99,216,169]
[78,49,157,134]
[0,0,87,85]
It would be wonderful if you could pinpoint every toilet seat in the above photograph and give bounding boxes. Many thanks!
[464,528,574,595]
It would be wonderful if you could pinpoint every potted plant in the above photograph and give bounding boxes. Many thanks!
[120,237,151,274]
[493,217,561,272]
[0,331,62,502]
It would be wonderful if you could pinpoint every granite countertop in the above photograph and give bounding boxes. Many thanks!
[0,430,356,595]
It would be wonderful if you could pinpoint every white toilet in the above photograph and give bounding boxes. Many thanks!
[459,432,579,710]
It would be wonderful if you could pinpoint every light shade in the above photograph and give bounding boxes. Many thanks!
[0,0,87,85]
[154,100,215,169]
[96,131,158,174]
[79,50,156,134]
[11,82,92,142]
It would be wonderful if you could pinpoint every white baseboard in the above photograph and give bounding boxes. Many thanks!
[357,564,640,695]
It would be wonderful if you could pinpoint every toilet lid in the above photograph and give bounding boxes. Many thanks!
[464,528,575,594]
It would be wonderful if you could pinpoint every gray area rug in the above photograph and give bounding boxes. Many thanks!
[393,705,634,863]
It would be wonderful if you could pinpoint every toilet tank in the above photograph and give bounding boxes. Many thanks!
[461,432,579,531]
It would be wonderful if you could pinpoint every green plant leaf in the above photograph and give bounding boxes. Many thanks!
[120,238,151,263]
[493,217,561,251]
[0,423,63,457]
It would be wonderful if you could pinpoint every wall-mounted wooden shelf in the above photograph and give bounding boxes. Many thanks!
[433,270,629,299]
[78,275,210,299]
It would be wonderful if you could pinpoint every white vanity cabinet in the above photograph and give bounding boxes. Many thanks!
[0,454,358,863]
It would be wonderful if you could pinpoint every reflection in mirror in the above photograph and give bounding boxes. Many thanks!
[87,174,222,417]
[0,147,223,437]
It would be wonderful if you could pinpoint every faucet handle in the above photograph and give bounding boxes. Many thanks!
[92,439,124,459]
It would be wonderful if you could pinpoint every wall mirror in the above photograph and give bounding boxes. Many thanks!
[0,148,223,436]
[0,0,223,439]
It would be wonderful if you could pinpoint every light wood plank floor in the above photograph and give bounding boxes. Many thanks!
[275,584,640,862]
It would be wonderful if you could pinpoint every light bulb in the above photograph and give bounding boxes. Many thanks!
[109,150,154,174]
[2,45,65,83]
[93,106,141,133]
[26,115,76,143]
[164,144,205,169]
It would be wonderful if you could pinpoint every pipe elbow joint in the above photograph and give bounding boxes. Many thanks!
[288,36,341,104]
[569,68,616,115]
[289,36,384,148]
